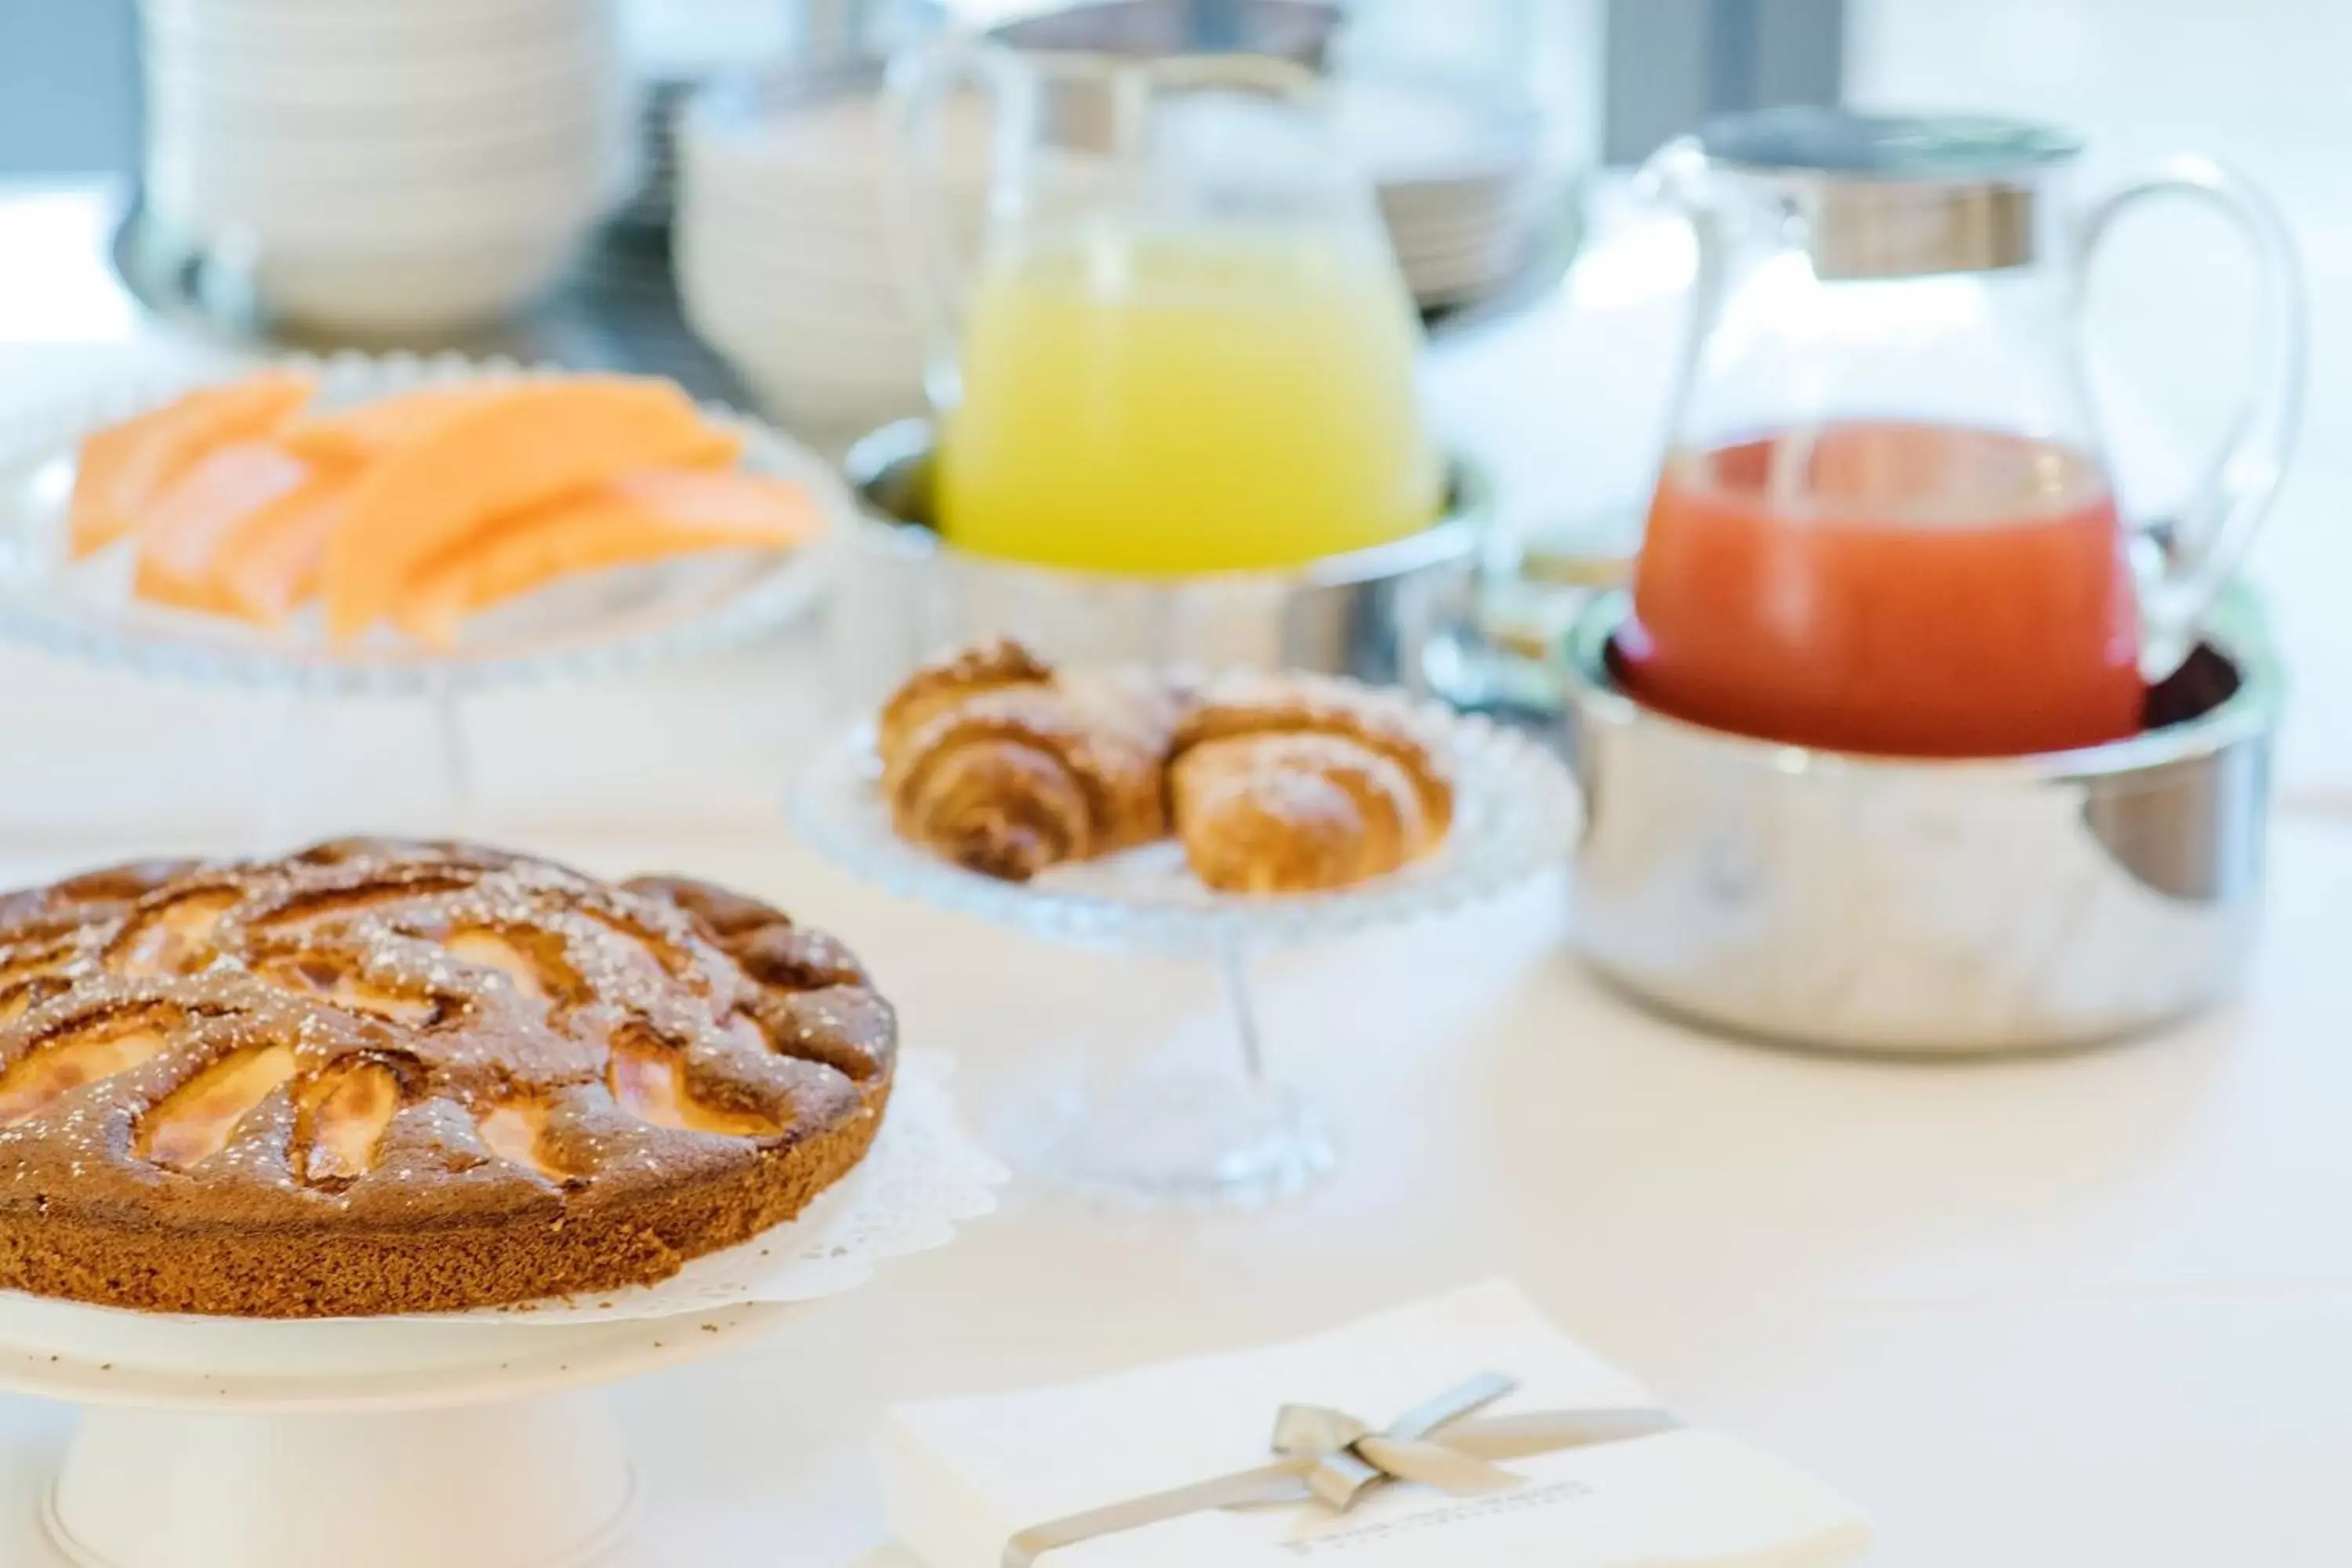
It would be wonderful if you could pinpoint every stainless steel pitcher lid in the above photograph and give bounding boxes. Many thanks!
[1696,107,2082,278]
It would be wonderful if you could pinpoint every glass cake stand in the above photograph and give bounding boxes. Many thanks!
[791,700,1580,1207]
[0,352,838,837]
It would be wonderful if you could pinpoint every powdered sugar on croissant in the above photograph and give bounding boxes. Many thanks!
[1167,674,1454,894]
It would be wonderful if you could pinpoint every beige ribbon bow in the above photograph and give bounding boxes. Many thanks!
[1002,1373,1680,1566]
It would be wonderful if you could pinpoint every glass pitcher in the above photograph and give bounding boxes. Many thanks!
[881,35,1444,575]
[1621,108,2304,758]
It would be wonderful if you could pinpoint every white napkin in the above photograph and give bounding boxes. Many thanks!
[879,1279,1870,1568]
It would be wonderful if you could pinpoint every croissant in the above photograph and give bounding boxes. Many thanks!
[879,639,1174,881]
[1168,675,1454,894]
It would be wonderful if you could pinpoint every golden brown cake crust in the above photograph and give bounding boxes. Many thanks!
[0,839,895,1317]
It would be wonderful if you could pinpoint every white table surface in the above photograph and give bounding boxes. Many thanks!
[2,137,2350,1566]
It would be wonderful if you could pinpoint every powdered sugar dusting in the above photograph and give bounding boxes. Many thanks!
[0,840,897,1214]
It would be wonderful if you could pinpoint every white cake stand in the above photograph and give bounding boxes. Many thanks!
[0,1051,1004,1568]
[0,1292,802,1568]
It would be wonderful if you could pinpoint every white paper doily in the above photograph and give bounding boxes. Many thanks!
[0,1049,1004,1359]
[465,1047,1004,1323]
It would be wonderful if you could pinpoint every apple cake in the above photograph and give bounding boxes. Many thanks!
[0,838,895,1317]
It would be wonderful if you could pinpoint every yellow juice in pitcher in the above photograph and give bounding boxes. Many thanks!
[937,225,1444,574]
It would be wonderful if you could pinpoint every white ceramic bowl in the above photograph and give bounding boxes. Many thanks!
[732,366,925,441]
[678,284,921,354]
[138,0,629,297]
[676,275,928,435]
[143,0,603,52]
[147,66,615,135]
[151,125,621,200]
[146,40,615,114]
[149,152,608,243]
[676,308,927,394]
[672,183,984,258]
[675,250,923,343]
[673,223,912,303]
[147,0,592,18]
[252,230,584,336]
[678,252,909,330]
[695,324,927,390]
[145,64,630,244]
[670,180,897,242]
[673,228,909,301]
[680,245,911,315]
[151,89,621,152]
[722,344,928,401]
[669,72,997,432]
[679,82,991,194]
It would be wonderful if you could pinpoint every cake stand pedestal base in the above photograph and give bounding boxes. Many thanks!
[1022,1069,1336,1209]
[0,1299,810,1568]
[1004,941,1341,1209]
[45,1392,634,1568]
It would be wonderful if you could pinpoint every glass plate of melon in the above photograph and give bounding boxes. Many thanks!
[0,351,840,695]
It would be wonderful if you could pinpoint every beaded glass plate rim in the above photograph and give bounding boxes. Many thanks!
[0,349,844,696]
[789,699,1582,956]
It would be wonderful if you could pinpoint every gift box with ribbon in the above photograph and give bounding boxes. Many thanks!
[877,1281,1871,1567]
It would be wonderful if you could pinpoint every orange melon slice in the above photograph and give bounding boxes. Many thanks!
[133,564,239,619]
[216,475,358,626]
[277,383,505,464]
[672,425,750,470]
[395,468,822,647]
[319,376,715,640]
[70,373,315,557]
[132,442,317,619]
[285,386,747,471]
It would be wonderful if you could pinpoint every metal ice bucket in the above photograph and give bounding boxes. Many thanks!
[831,420,1484,704]
[1561,590,2279,1054]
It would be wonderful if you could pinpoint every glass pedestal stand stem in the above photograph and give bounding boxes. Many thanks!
[431,672,479,837]
[248,680,479,851]
[1221,934,1270,1091]
[1028,935,1337,1210]
[255,688,309,854]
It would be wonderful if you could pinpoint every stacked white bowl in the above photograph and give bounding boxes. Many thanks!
[141,0,634,336]
[674,76,985,440]
[1335,73,1561,309]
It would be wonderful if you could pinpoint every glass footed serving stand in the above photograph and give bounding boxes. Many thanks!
[792,699,1579,1207]
[0,351,839,837]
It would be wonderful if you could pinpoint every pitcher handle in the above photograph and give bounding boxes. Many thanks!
[2079,158,2307,681]
[880,34,992,413]
[1631,136,1719,429]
